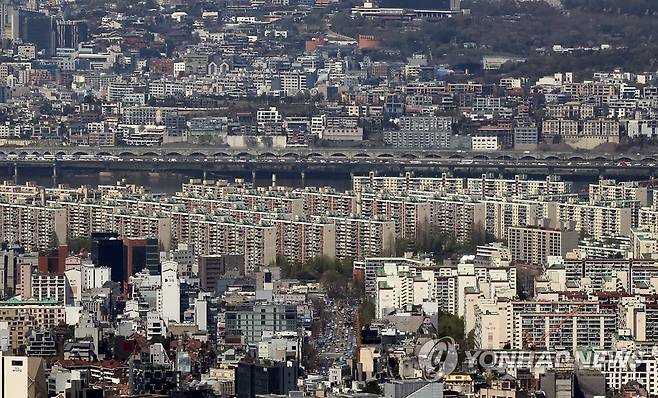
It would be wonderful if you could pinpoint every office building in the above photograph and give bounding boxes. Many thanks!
[55,20,87,49]
[224,303,307,344]
[124,238,160,277]
[235,360,299,398]
[91,233,125,283]
[158,261,180,324]
[11,9,54,55]
[0,354,46,398]
[198,254,243,292]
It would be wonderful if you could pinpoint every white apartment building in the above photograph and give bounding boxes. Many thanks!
[375,262,435,318]
[508,225,579,265]
[551,202,632,240]
[366,255,516,320]
[81,263,111,291]
[581,351,658,396]
[31,273,70,305]
[474,299,616,352]
[358,194,431,240]
[323,216,396,260]
[467,174,571,198]
[471,135,499,151]
[589,180,651,206]
[352,172,465,195]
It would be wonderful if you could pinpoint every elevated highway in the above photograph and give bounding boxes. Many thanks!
[1,148,657,185]
[1,146,658,162]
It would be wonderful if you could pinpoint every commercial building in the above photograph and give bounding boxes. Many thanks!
[198,254,244,292]
[0,354,46,398]
[224,302,308,344]
[54,20,88,49]
[235,360,299,398]
[91,233,125,283]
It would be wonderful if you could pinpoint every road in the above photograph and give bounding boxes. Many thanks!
[314,297,357,374]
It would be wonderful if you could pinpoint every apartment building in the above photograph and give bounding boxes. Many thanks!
[545,102,595,119]
[354,256,434,298]
[586,351,658,396]
[171,214,277,272]
[300,188,357,217]
[100,210,172,251]
[352,172,465,194]
[0,203,67,251]
[471,135,499,151]
[421,196,486,242]
[473,299,510,349]
[542,119,620,149]
[542,119,579,142]
[234,192,304,216]
[358,194,430,240]
[267,218,336,263]
[589,180,651,207]
[52,201,124,239]
[180,179,236,198]
[466,175,571,198]
[638,208,658,233]
[383,128,451,148]
[482,198,541,240]
[548,257,658,293]
[375,262,437,318]
[498,300,616,351]
[508,225,579,265]
[363,256,516,320]
[631,228,658,259]
[323,216,396,260]
[31,273,70,305]
[551,202,632,239]
[0,298,65,353]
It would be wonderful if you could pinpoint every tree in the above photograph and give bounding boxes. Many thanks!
[359,300,376,326]
[322,269,348,299]
[436,313,465,341]
[302,341,320,372]
[47,233,60,251]
[69,236,92,254]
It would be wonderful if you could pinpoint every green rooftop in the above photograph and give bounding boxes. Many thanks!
[0,297,59,305]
